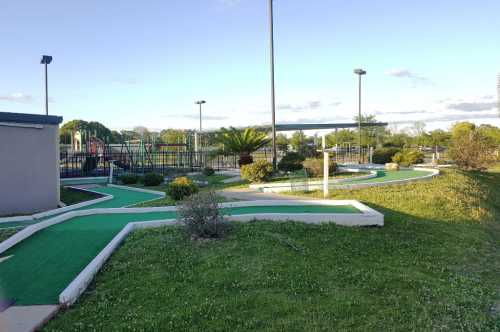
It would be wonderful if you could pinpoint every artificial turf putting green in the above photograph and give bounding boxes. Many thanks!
[342,169,433,184]
[0,191,360,305]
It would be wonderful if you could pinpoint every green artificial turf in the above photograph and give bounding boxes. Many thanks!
[42,169,500,331]
[222,205,361,215]
[341,169,433,184]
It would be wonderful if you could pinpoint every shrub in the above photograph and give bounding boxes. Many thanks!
[392,150,425,166]
[202,167,215,176]
[372,147,401,164]
[177,191,227,239]
[278,152,305,172]
[302,158,337,177]
[168,177,198,200]
[143,172,164,186]
[448,130,497,171]
[119,173,140,185]
[240,160,273,183]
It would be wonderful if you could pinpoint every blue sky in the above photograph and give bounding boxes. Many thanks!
[1,0,499,132]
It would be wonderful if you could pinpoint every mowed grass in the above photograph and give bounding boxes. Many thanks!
[60,187,101,205]
[44,169,500,331]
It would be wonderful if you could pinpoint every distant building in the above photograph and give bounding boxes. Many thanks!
[0,112,63,215]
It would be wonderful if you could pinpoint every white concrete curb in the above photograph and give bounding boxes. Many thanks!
[107,184,166,197]
[0,193,112,224]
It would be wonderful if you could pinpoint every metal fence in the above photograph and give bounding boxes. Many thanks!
[59,148,279,178]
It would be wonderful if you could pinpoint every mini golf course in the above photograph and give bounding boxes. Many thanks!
[339,169,434,184]
[0,185,377,308]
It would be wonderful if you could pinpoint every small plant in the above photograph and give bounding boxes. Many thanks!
[240,160,273,183]
[168,177,198,200]
[392,150,425,167]
[119,173,140,185]
[372,147,401,164]
[278,152,305,172]
[177,191,227,239]
[202,167,215,176]
[302,158,337,177]
[143,172,164,186]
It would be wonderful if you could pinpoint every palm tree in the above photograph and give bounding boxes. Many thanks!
[218,127,270,166]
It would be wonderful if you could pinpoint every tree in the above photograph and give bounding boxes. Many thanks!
[325,129,356,146]
[60,120,113,144]
[276,133,289,152]
[160,129,187,145]
[290,131,315,157]
[448,122,496,171]
[217,127,270,166]
[353,114,387,147]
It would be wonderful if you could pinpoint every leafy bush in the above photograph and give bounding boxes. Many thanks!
[449,130,497,171]
[119,173,140,185]
[303,158,337,177]
[278,152,305,172]
[168,177,198,200]
[143,172,164,186]
[177,191,227,239]
[240,160,273,183]
[372,147,401,164]
[392,150,425,166]
[202,167,215,176]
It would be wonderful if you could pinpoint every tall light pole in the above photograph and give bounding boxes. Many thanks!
[40,55,53,115]
[269,0,277,171]
[195,100,206,132]
[354,68,366,163]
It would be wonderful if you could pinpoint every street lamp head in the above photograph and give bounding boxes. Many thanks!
[195,100,206,105]
[41,55,53,65]
[354,68,366,75]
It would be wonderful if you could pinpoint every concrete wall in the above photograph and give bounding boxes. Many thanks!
[0,123,60,215]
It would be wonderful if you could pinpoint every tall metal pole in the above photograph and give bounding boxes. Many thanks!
[44,63,49,115]
[358,74,362,163]
[269,0,277,171]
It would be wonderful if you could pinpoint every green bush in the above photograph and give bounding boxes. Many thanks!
[240,160,273,183]
[392,150,425,166]
[143,172,164,187]
[119,173,140,185]
[372,148,401,164]
[177,191,227,239]
[278,152,305,172]
[168,177,198,201]
[302,158,337,177]
[202,167,215,176]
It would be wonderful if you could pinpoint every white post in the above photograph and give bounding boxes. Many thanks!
[322,135,328,199]
[109,161,114,184]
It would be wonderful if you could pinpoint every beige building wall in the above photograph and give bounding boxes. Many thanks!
[0,121,61,215]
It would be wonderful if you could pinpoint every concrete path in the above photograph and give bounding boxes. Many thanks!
[0,305,59,332]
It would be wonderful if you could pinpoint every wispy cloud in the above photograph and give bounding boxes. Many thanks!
[181,114,229,121]
[0,93,33,103]
[387,69,431,87]
[447,101,497,112]
[277,100,341,113]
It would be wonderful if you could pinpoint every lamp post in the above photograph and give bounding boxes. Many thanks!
[269,0,277,171]
[40,55,53,115]
[354,68,366,163]
[195,100,206,132]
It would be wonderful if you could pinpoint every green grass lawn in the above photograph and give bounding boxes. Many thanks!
[43,169,500,331]
[60,187,101,205]
[0,228,18,243]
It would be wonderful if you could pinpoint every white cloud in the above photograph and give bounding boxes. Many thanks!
[0,93,33,103]
[386,69,431,87]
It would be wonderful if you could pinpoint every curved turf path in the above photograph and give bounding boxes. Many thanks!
[0,186,360,305]
[340,169,433,184]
